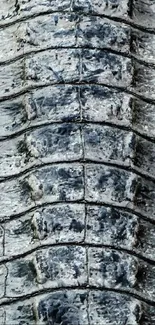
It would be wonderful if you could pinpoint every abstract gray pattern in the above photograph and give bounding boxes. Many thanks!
[0,0,155,324]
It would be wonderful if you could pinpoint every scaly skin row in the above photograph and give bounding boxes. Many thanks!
[0,0,155,324]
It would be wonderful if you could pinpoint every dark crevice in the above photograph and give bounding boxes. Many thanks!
[128,1,155,321]
[1,200,155,227]
[0,45,154,69]
[0,9,155,35]
[0,242,155,267]
[1,285,155,308]
[0,158,154,184]
[15,0,20,15]
[1,113,155,145]
[1,82,155,107]
[0,120,132,142]
[128,0,134,19]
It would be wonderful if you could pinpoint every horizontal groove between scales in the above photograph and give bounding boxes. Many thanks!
[0,47,154,101]
[0,123,154,183]
[0,85,155,141]
[0,0,155,34]
[0,163,155,218]
[0,13,154,66]
[0,288,155,324]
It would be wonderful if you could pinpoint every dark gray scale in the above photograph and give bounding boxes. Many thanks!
[85,165,136,204]
[77,16,130,51]
[89,248,138,288]
[0,290,155,324]
[35,246,87,286]
[0,164,84,219]
[72,0,129,16]
[132,61,155,100]
[132,136,155,176]
[32,204,85,241]
[25,123,83,161]
[85,164,155,220]
[37,291,88,325]
[86,205,155,260]
[25,86,81,123]
[132,98,155,138]
[5,246,87,297]
[89,291,142,325]
[86,205,138,248]
[131,28,155,63]
[80,85,132,126]
[81,49,132,86]
[83,124,134,163]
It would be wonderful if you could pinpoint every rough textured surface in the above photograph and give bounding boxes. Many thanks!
[0,164,84,218]
[0,49,132,100]
[1,0,155,324]
[0,15,131,63]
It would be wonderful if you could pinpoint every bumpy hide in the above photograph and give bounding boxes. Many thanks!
[0,0,155,324]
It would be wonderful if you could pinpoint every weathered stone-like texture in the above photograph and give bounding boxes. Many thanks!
[5,246,87,297]
[0,85,132,138]
[0,0,155,324]
[2,124,155,178]
[132,0,155,28]
[0,15,131,63]
[86,205,155,260]
[0,291,155,324]
[132,29,155,62]
[4,204,85,257]
[0,124,83,177]
[0,164,84,218]
[0,0,130,23]
[0,49,132,100]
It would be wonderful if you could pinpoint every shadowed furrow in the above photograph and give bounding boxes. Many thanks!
[0,123,155,183]
[0,0,155,34]
[0,289,155,324]
[0,202,154,264]
[1,85,155,142]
